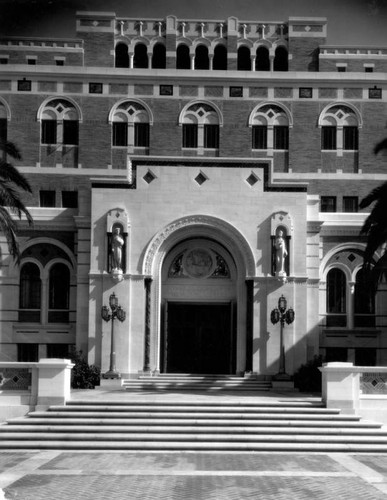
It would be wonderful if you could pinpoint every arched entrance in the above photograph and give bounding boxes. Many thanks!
[142,214,256,376]
[161,239,237,374]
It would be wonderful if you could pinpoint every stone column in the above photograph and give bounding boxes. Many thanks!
[245,279,254,373]
[143,277,152,373]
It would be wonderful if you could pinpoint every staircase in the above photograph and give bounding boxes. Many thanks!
[121,374,272,391]
[1,398,387,451]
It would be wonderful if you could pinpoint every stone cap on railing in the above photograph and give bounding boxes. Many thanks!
[0,359,74,409]
[320,362,387,413]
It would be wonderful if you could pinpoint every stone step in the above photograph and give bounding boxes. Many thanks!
[1,424,385,435]
[2,394,386,452]
[1,440,387,452]
[66,399,322,408]
[6,417,375,427]
[122,376,272,391]
[23,410,363,420]
[46,404,339,414]
[2,432,387,444]
[25,411,354,420]
[123,382,271,386]
[138,373,269,383]
[122,384,271,391]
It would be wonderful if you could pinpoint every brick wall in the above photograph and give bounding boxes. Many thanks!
[289,102,321,173]
[82,33,114,67]
[320,59,387,72]
[288,38,325,71]
[0,51,83,66]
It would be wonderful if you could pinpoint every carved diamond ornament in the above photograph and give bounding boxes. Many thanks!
[246,172,259,186]
[361,372,387,394]
[195,172,208,185]
[143,170,156,184]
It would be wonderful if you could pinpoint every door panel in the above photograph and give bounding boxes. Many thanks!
[165,303,233,374]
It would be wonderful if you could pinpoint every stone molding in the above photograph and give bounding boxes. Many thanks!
[142,214,256,277]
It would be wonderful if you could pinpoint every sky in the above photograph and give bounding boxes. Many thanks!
[0,0,387,46]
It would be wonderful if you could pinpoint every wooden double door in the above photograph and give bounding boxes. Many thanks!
[162,302,235,374]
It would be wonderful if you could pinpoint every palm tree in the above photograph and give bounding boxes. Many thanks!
[0,140,33,261]
[359,138,387,285]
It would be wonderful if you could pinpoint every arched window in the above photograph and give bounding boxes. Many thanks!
[326,268,347,327]
[181,103,220,150]
[213,45,227,70]
[320,105,360,152]
[111,101,150,149]
[40,99,79,146]
[115,42,129,68]
[195,45,209,70]
[274,46,288,71]
[133,43,148,68]
[354,268,375,327]
[251,104,290,151]
[255,46,270,71]
[49,263,70,323]
[237,46,250,71]
[152,43,166,69]
[19,263,41,322]
[176,44,190,69]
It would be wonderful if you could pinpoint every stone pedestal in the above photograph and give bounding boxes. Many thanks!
[36,358,74,409]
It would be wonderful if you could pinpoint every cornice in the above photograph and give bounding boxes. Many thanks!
[1,66,386,86]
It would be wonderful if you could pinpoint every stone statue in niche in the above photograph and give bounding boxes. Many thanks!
[111,226,124,272]
[274,229,288,277]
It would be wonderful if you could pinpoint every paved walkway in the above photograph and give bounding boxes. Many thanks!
[1,450,387,499]
[1,383,387,499]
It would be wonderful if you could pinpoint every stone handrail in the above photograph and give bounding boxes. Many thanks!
[320,362,387,418]
[0,359,74,410]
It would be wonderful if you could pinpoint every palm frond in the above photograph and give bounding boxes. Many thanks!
[0,206,20,259]
[0,140,33,262]
[359,181,387,210]
[0,184,33,224]
[374,138,387,155]
[0,140,22,161]
[0,160,32,193]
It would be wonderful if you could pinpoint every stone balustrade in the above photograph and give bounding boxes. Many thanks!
[320,362,387,423]
[0,359,74,420]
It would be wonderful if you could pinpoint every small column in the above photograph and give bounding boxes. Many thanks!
[245,280,254,373]
[348,282,355,329]
[41,279,49,324]
[190,54,195,70]
[143,277,152,373]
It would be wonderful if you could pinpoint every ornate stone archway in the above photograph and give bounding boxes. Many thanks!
[141,215,256,374]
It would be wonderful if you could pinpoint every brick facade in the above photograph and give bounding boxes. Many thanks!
[0,10,386,376]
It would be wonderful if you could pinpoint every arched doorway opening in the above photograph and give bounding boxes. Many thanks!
[161,239,237,374]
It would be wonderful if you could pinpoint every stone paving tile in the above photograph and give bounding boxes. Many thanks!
[4,474,387,500]
[355,455,387,478]
[39,452,346,472]
[0,453,35,473]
